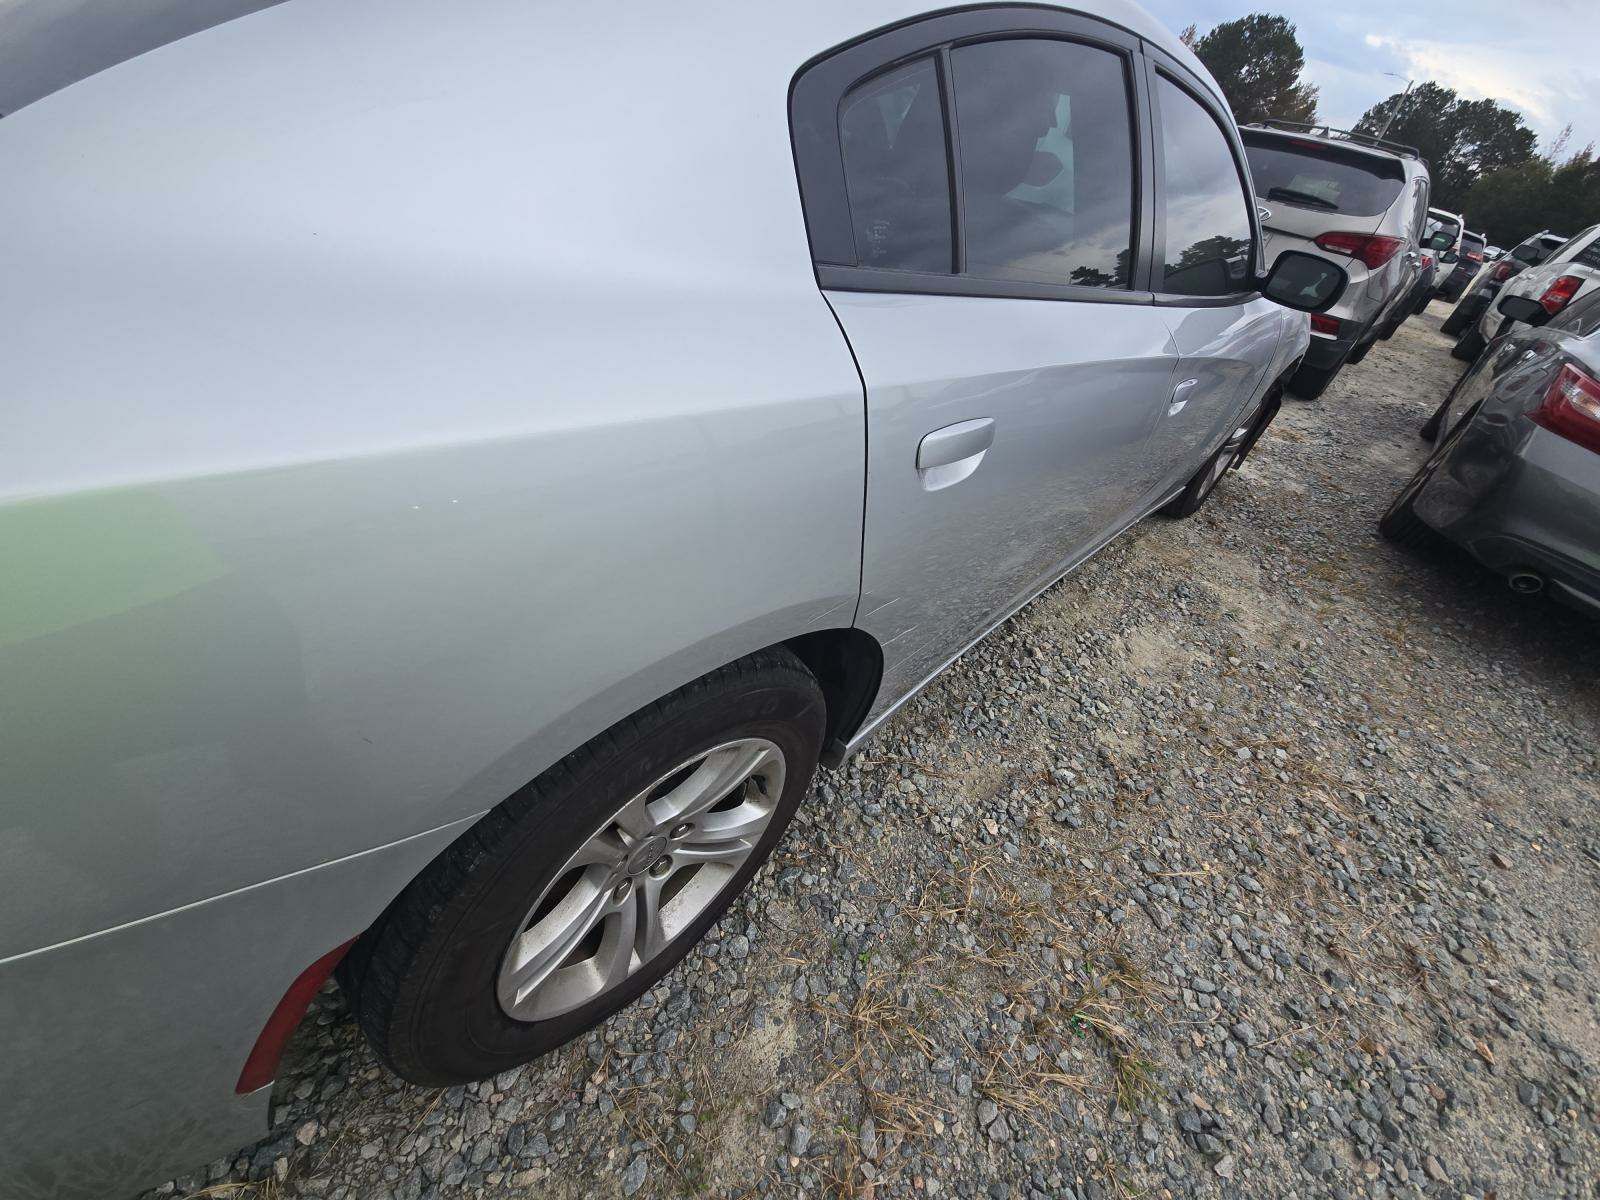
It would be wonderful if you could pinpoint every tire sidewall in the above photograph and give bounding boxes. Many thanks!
[383,665,824,1084]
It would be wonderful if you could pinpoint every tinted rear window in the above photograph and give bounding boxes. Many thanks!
[1515,239,1562,266]
[1242,132,1405,217]
[1462,234,1486,254]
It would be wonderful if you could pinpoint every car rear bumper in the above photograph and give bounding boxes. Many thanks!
[1303,329,1355,370]
[0,815,478,1199]
[1416,419,1600,614]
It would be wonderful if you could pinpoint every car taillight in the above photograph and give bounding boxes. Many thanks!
[1421,254,1433,269]
[1539,275,1583,315]
[1492,262,1516,282]
[1313,232,1404,269]
[1530,362,1600,455]
[1310,313,1340,336]
[1467,252,1484,262]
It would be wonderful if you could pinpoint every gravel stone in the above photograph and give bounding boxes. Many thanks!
[142,314,1600,1200]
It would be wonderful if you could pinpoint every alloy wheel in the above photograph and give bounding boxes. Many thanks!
[495,738,785,1021]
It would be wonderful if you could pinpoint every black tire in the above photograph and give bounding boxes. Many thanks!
[1419,397,1449,441]
[1288,357,1341,400]
[1160,397,1275,519]
[342,648,826,1085]
[1451,324,1487,362]
[1381,401,1478,549]
[1439,299,1481,337]
[1378,478,1435,548]
[1346,337,1374,364]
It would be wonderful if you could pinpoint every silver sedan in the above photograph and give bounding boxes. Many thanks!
[0,1,1340,1193]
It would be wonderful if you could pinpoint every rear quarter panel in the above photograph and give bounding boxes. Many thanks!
[0,0,866,961]
[3,0,872,1191]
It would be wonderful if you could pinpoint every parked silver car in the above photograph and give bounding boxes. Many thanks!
[1440,229,1570,340]
[0,1,1342,1194]
[1384,287,1600,614]
[1454,223,1600,362]
[1240,121,1432,399]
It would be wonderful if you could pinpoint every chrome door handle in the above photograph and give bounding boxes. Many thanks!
[1168,377,1200,416]
[916,417,995,491]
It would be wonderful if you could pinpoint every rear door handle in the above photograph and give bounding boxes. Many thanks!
[1168,377,1200,416]
[916,417,995,490]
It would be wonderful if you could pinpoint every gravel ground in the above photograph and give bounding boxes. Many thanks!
[152,305,1600,1200]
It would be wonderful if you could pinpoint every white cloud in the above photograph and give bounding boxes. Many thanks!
[1363,34,1558,129]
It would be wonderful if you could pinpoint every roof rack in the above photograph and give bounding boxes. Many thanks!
[1246,119,1422,161]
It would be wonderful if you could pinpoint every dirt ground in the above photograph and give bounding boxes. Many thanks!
[154,303,1600,1200]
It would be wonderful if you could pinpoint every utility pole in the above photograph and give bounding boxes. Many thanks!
[1377,74,1416,140]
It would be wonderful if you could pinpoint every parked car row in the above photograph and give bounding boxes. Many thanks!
[1440,230,1572,341]
[1383,285,1600,616]
[1240,120,1439,400]
[1,2,1349,1196]
[1435,229,1489,302]
[1449,224,1600,362]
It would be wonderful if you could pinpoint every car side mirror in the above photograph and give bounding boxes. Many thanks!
[1497,294,1551,326]
[1260,250,1347,314]
[1426,231,1455,251]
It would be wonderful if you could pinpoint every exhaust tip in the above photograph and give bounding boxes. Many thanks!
[1507,571,1545,595]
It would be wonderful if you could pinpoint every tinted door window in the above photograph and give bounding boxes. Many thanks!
[839,58,952,273]
[950,39,1135,288]
[1572,230,1600,270]
[1241,133,1406,217]
[1156,77,1253,297]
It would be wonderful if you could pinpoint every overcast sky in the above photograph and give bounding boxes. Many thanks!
[4,0,1597,155]
[1145,0,1600,156]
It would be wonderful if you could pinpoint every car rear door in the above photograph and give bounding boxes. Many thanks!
[791,10,1179,720]
[1142,60,1285,487]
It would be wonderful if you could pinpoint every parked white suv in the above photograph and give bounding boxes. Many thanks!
[1454,224,1600,361]
[1241,121,1433,399]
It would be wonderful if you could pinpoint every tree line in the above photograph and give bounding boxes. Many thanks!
[1182,14,1600,248]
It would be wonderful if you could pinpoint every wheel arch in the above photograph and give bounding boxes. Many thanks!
[781,627,884,769]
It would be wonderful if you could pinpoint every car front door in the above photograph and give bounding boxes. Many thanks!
[1141,63,1286,497]
[791,12,1181,718]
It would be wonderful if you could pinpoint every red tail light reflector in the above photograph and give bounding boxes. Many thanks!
[1492,262,1516,282]
[236,939,355,1093]
[1310,313,1341,336]
[1531,363,1600,455]
[1539,275,1583,315]
[1313,232,1405,269]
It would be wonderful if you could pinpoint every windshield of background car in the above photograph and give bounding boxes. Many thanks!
[1241,133,1405,216]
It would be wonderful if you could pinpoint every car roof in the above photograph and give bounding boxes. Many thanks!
[1241,122,1420,166]
[0,0,1220,116]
